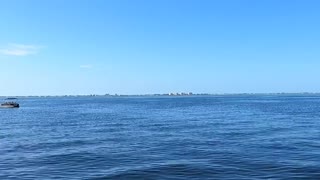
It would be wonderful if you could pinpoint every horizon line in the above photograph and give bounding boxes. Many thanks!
[1,92,320,97]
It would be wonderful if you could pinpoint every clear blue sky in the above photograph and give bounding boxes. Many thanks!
[0,0,319,96]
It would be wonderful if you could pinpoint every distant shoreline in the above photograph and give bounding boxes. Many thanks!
[2,92,320,98]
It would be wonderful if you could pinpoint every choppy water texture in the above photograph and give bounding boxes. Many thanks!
[1,95,320,179]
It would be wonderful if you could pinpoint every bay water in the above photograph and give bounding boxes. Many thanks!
[1,95,320,179]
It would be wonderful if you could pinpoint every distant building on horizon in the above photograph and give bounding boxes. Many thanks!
[169,92,193,96]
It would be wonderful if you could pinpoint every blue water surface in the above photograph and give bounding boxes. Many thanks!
[1,95,320,179]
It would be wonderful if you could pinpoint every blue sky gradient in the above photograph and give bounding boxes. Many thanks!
[1,0,320,95]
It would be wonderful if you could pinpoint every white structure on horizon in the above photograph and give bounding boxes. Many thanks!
[169,92,193,96]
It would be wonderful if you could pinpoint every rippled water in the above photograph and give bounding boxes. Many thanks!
[1,95,320,179]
